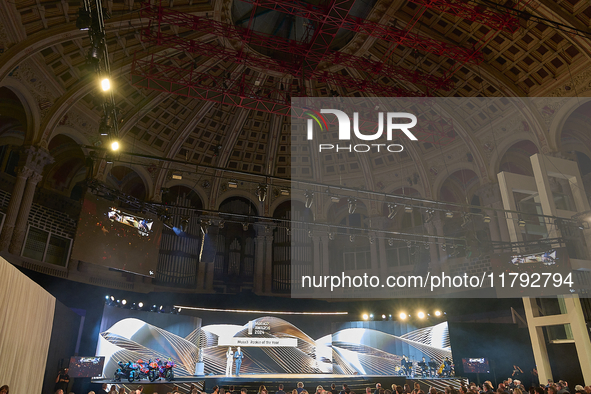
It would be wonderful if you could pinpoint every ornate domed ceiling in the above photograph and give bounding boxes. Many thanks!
[1,0,591,206]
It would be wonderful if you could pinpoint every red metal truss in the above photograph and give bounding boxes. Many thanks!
[301,0,355,73]
[407,0,520,33]
[141,29,449,96]
[130,53,455,144]
[239,0,518,34]
[141,3,480,66]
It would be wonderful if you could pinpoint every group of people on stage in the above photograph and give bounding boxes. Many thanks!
[397,355,454,378]
[225,347,245,376]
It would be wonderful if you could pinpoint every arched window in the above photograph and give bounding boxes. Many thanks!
[272,200,313,293]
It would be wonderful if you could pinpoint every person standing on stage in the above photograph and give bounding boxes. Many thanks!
[226,347,234,376]
[234,347,244,376]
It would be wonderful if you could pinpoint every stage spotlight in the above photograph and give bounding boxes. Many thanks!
[328,232,334,241]
[76,8,92,30]
[518,217,526,227]
[178,307,182,312]
[387,203,398,219]
[404,206,413,213]
[101,77,111,91]
[388,314,392,321]
[382,314,386,320]
[369,314,374,320]
[362,313,369,320]
[228,180,238,188]
[242,222,249,231]
[180,216,190,232]
[159,305,164,312]
[121,299,127,306]
[138,302,144,308]
[105,295,109,301]
[425,209,434,223]
[434,310,442,317]
[349,234,355,242]
[151,304,157,312]
[483,215,491,223]
[399,312,407,320]
[388,238,394,246]
[105,154,113,164]
[200,219,210,235]
[305,190,314,208]
[111,141,119,151]
[445,211,454,218]
[348,198,357,214]
[110,296,115,301]
[218,220,225,229]
[417,311,425,319]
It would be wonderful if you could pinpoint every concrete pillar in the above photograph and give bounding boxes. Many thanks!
[9,172,43,255]
[434,218,445,264]
[523,297,553,384]
[563,296,591,384]
[0,166,32,250]
[424,221,439,266]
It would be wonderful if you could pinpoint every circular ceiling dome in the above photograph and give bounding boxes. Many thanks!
[231,0,378,63]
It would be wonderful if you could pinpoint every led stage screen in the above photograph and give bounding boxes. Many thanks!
[462,358,490,374]
[69,356,105,378]
[96,305,454,378]
[70,195,162,277]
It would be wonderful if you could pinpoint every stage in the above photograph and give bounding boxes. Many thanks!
[94,374,468,393]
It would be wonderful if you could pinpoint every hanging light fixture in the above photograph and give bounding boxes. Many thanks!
[387,203,398,219]
[305,190,314,208]
[348,198,357,214]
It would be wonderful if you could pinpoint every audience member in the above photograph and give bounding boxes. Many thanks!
[277,385,286,394]
[375,384,382,394]
[97,384,109,394]
[297,383,305,394]
[330,385,338,394]
[0,386,8,394]
[340,385,351,394]
[118,388,126,394]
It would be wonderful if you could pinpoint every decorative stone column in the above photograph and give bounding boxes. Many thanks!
[9,172,43,255]
[312,234,321,277]
[253,225,266,294]
[0,166,32,251]
[264,225,275,294]
[476,182,507,248]
[371,217,389,277]
[320,234,330,277]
